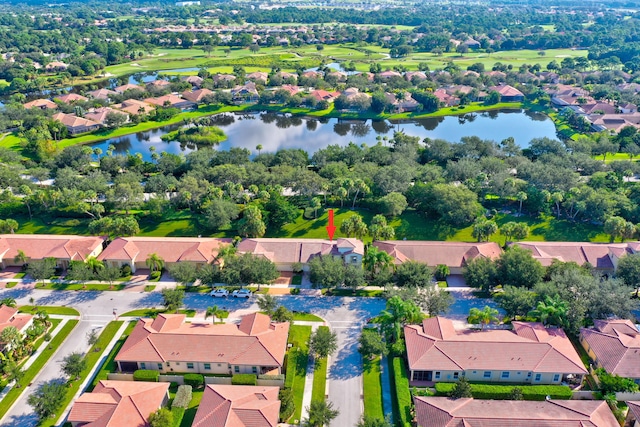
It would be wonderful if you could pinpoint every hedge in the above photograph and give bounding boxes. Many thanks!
[392,358,412,427]
[258,374,285,381]
[133,369,159,382]
[434,383,573,400]
[232,374,257,385]
[184,373,204,389]
[172,385,192,409]
[171,407,185,427]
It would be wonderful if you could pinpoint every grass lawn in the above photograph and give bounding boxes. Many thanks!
[286,325,312,423]
[326,288,384,297]
[292,313,324,322]
[144,285,156,292]
[180,390,204,427]
[5,282,17,288]
[120,308,196,318]
[311,356,328,403]
[89,322,136,390]
[0,319,78,419]
[437,281,448,288]
[291,275,302,285]
[40,322,124,427]
[36,282,126,291]
[363,356,384,420]
[18,305,80,316]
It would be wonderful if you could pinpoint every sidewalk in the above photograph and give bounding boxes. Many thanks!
[299,323,322,423]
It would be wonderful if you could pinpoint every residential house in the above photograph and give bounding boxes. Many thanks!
[588,113,640,133]
[302,70,323,79]
[213,74,237,85]
[0,306,33,339]
[45,61,68,71]
[87,88,118,101]
[377,70,402,81]
[275,71,297,82]
[231,82,259,103]
[143,94,196,111]
[485,70,507,81]
[112,99,155,116]
[181,88,214,103]
[405,317,587,385]
[115,313,289,375]
[327,71,348,82]
[51,112,100,135]
[309,89,340,103]
[113,84,144,94]
[192,385,280,427]
[627,401,640,427]
[97,236,232,273]
[405,71,427,82]
[182,75,204,88]
[68,380,169,427]
[84,107,129,125]
[54,93,88,104]
[147,79,171,89]
[463,38,481,49]
[433,89,459,107]
[413,397,618,427]
[373,241,501,275]
[237,238,364,272]
[580,319,640,383]
[580,102,619,115]
[0,234,106,270]
[489,84,525,102]
[389,92,421,112]
[279,84,301,96]
[512,241,639,273]
[245,71,269,84]
[23,99,57,110]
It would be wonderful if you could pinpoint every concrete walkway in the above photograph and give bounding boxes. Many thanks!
[299,323,321,423]
[54,321,130,426]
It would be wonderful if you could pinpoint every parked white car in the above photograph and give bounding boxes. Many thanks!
[210,288,229,298]
[232,289,252,298]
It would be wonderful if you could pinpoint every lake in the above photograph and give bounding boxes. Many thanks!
[89,109,558,161]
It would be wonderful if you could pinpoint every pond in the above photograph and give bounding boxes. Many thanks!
[89,109,558,161]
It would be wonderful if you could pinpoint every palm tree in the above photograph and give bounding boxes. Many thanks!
[363,246,393,275]
[516,191,527,215]
[205,306,226,324]
[13,250,28,266]
[467,306,500,329]
[5,219,18,234]
[306,400,339,427]
[0,298,16,308]
[145,253,165,273]
[256,144,263,155]
[86,257,104,275]
[528,296,568,327]
[35,310,50,327]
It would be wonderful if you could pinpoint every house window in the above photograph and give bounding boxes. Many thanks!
[187,363,194,369]
[527,372,532,378]
[140,363,146,369]
[218,364,222,367]
[204,363,211,370]
[553,374,560,382]
[535,374,542,382]
[483,371,491,378]
[501,372,510,379]
[351,256,358,263]
[434,372,441,380]
[157,363,162,370]
[234,366,240,373]
[453,372,459,379]
[252,367,257,374]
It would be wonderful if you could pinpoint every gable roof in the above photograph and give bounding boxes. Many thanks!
[580,319,640,378]
[113,84,144,94]
[512,241,636,268]
[192,385,280,427]
[182,88,214,103]
[85,108,128,125]
[54,93,88,104]
[68,380,169,427]
[115,313,289,367]
[373,241,501,268]
[98,236,232,264]
[405,317,586,375]
[414,397,618,427]
[0,305,32,335]
[237,238,363,264]
[0,234,106,262]
[490,84,524,97]
[52,112,100,130]
[88,88,118,100]
[23,99,58,109]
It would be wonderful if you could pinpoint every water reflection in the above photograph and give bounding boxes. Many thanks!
[89,110,559,162]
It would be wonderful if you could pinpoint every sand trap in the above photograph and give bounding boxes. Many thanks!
[555,55,571,58]
[130,63,142,67]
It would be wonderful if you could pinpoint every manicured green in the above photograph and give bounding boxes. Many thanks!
[434,383,573,400]
[0,319,78,419]
[311,355,328,403]
[179,390,203,427]
[133,369,160,382]
[363,356,384,420]
[391,357,412,427]
[120,308,196,318]
[285,325,312,423]
[292,313,324,322]
[232,374,257,386]
[18,305,80,316]
[40,321,123,427]
[90,322,136,389]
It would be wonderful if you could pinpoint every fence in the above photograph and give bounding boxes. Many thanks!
[615,392,640,401]
[107,372,284,387]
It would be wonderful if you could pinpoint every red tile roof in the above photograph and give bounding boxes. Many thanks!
[113,84,144,94]
[52,112,100,130]
[490,84,524,97]
[512,241,635,268]
[237,238,363,264]
[115,313,289,367]
[192,385,280,427]
[0,306,32,335]
[88,89,118,100]
[98,236,232,264]
[182,88,214,103]
[84,108,128,125]
[414,397,618,427]
[54,93,88,104]
[580,319,640,378]
[373,241,501,268]
[68,380,169,427]
[23,99,58,109]
[405,317,586,375]
[0,234,106,262]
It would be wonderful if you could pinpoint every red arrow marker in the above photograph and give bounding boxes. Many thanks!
[326,209,336,241]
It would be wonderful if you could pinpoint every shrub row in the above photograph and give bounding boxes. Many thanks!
[392,358,412,427]
[171,407,185,427]
[133,369,159,382]
[258,374,285,381]
[172,385,192,409]
[279,387,295,422]
[434,383,573,400]
[184,373,204,388]
[232,374,257,385]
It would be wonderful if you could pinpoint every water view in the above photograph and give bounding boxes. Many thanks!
[89,109,558,161]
